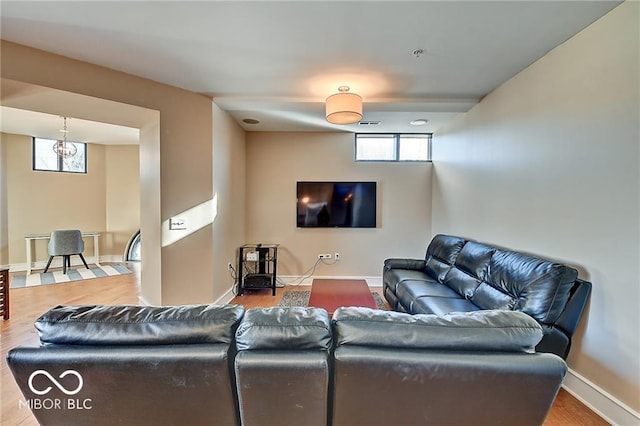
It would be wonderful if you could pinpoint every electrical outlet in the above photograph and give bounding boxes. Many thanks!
[318,253,332,259]
[335,252,340,261]
[227,262,233,271]
[246,251,259,261]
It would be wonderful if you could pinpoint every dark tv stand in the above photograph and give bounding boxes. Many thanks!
[238,244,279,296]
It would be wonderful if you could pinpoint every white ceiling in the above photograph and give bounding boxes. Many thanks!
[0,0,621,139]
[0,80,155,145]
[0,107,140,145]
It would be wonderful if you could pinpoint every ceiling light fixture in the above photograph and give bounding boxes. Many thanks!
[410,119,428,126]
[53,116,77,158]
[242,118,260,125]
[325,86,363,125]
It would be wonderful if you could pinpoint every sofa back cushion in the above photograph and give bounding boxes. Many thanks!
[479,250,578,324]
[235,307,331,351]
[454,241,495,279]
[332,307,543,353]
[35,304,245,345]
[424,234,466,281]
[442,241,495,297]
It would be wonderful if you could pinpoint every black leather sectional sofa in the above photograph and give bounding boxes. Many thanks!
[383,234,592,359]
[7,304,567,426]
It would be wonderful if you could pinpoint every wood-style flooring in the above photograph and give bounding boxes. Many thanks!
[0,265,608,425]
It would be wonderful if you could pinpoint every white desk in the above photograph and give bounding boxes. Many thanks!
[25,232,101,275]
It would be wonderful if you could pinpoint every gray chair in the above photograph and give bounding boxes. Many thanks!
[44,230,90,274]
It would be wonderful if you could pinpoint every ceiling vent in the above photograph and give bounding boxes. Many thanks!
[358,120,381,126]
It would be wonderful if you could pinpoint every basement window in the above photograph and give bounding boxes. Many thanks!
[32,137,87,173]
[355,134,431,162]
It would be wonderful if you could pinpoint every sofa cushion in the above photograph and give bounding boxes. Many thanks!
[471,282,517,311]
[35,304,245,345]
[397,279,461,301]
[384,268,433,293]
[424,235,466,281]
[442,267,482,298]
[332,307,543,352]
[424,257,451,282]
[487,250,578,324]
[453,241,494,280]
[236,307,331,351]
[439,241,494,297]
[411,296,480,316]
[426,234,466,264]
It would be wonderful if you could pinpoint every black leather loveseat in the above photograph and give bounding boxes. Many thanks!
[383,234,592,359]
[7,304,567,426]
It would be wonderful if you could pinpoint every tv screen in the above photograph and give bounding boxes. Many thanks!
[296,181,377,228]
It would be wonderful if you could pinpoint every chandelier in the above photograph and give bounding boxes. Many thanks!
[53,117,77,158]
[325,86,363,125]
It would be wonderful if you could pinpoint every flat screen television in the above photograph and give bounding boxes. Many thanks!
[296,181,377,228]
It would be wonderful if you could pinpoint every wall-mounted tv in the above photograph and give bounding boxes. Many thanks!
[296,181,377,228]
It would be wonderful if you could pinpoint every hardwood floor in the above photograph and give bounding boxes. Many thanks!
[1,265,141,426]
[1,267,607,425]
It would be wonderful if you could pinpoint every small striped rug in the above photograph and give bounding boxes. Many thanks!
[10,264,132,289]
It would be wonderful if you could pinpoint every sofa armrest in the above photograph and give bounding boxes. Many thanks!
[554,279,592,337]
[383,258,426,272]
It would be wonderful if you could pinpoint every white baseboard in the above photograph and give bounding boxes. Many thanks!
[9,255,124,272]
[138,295,152,306]
[563,368,640,425]
[214,285,237,305]
[138,288,235,307]
[277,275,382,287]
[98,255,125,264]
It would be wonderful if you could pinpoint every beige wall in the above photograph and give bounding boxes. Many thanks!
[212,104,246,299]
[1,41,214,305]
[105,145,140,258]
[246,132,432,280]
[138,119,162,304]
[5,133,106,265]
[432,2,639,417]
[2,132,140,267]
[0,133,8,267]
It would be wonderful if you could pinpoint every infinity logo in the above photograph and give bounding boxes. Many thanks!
[28,370,83,396]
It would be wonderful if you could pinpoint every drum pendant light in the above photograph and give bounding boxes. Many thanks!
[325,86,363,125]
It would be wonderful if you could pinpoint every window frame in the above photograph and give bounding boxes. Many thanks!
[32,137,88,174]
[355,133,432,162]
